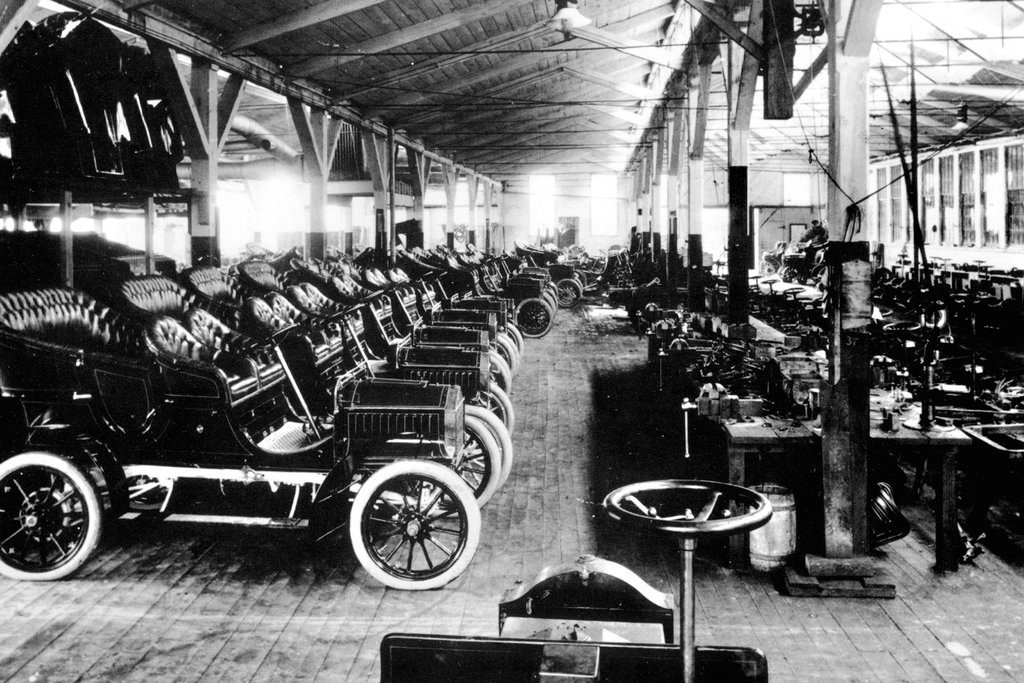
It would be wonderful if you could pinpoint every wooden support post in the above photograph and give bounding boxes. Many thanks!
[149,46,245,266]
[290,98,343,262]
[61,190,73,287]
[187,59,218,265]
[723,40,750,325]
[387,127,397,265]
[818,0,881,564]
[466,173,479,246]
[407,150,430,250]
[484,182,494,254]
[145,196,157,274]
[687,86,706,313]
[442,165,458,249]
[652,126,664,256]
[362,129,390,262]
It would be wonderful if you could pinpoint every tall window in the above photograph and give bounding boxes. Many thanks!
[1007,144,1024,247]
[959,152,975,246]
[889,167,906,243]
[981,148,1000,246]
[590,174,619,236]
[529,174,556,237]
[939,156,954,245]
[875,168,889,242]
[921,159,936,244]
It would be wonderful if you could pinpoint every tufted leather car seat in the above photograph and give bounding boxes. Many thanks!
[183,308,284,386]
[180,266,245,324]
[0,288,139,354]
[264,292,344,360]
[108,275,195,320]
[145,315,263,401]
[286,282,346,319]
[235,260,282,298]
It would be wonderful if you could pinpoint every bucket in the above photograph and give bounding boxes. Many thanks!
[748,484,796,570]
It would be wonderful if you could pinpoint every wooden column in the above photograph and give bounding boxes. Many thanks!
[387,127,397,265]
[667,104,685,293]
[723,38,751,325]
[651,125,664,257]
[290,99,343,262]
[362,130,391,261]
[466,173,479,246]
[407,150,431,249]
[819,0,882,561]
[60,190,73,287]
[484,182,494,253]
[149,46,245,265]
[687,79,707,312]
[442,164,458,249]
[186,60,218,264]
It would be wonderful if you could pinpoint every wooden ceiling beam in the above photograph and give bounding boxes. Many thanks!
[224,0,389,53]
[684,0,763,59]
[408,76,637,132]
[572,25,679,70]
[339,4,676,102]
[286,0,538,77]
[384,54,641,126]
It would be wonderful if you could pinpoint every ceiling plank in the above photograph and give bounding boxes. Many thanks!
[286,0,538,77]
[338,25,550,101]
[223,0,390,53]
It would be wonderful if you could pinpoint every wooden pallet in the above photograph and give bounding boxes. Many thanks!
[783,567,896,599]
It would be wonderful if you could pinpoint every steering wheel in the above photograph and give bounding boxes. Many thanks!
[603,479,772,538]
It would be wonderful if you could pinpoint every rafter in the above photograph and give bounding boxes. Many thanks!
[572,25,679,70]
[223,0,389,53]
[684,0,763,59]
[286,0,537,77]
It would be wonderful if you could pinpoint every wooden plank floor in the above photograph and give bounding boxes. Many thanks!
[3,305,1024,681]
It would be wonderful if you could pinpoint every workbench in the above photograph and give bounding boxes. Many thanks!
[721,395,971,573]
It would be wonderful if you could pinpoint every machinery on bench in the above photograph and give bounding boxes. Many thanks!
[380,480,773,682]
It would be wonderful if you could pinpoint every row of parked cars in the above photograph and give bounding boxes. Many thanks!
[0,244,560,589]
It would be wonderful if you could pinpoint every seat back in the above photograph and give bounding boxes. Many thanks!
[235,260,282,297]
[110,275,193,320]
[0,288,138,354]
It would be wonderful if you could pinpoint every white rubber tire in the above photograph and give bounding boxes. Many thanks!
[495,333,520,375]
[505,322,526,354]
[0,452,103,581]
[349,459,480,590]
[488,350,513,394]
[460,414,503,506]
[484,383,515,433]
[466,405,514,488]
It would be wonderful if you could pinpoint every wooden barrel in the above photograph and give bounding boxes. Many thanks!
[748,484,796,570]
